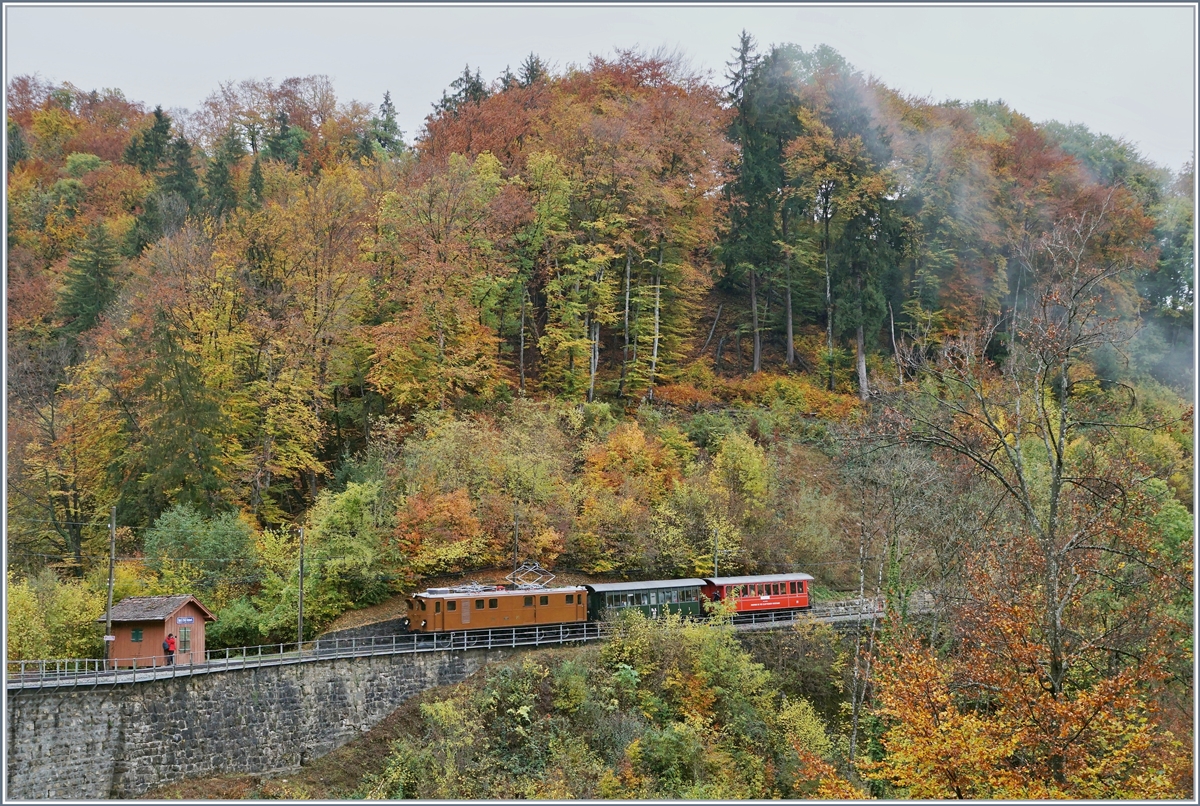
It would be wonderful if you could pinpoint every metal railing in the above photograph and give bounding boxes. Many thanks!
[6,596,906,691]
[6,622,609,691]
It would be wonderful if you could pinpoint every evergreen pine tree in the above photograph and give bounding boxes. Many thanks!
[7,119,29,171]
[161,136,201,210]
[123,106,173,174]
[370,92,404,155]
[57,222,121,335]
[263,112,307,167]
[247,155,265,207]
[204,128,245,219]
[434,66,489,118]
[518,53,548,87]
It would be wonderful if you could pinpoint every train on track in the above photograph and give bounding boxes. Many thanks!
[402,572,814,633]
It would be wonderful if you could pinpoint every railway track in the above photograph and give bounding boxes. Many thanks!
[7,594,928,691]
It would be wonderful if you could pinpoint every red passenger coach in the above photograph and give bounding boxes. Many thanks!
[702,573,813,614]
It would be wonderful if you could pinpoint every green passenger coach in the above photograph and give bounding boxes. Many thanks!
[584,578,707,620]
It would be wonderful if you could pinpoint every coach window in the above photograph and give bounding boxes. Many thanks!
[488,598,498,609]
[448,601,457,611]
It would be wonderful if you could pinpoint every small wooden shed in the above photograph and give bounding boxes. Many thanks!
[99,594,216,667]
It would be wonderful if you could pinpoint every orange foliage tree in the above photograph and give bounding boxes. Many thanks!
[867,192,1191,798]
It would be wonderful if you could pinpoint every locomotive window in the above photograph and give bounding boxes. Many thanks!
[524,596,534,607]
[488,598,498,608]
[475,599,485,609]
[435,601,441,613]
[540,596,549,605]
[566,594,574,604]
[447,601,457,611]
[420,600,426,611]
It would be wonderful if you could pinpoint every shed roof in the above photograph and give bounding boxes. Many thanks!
[98,595,216,623]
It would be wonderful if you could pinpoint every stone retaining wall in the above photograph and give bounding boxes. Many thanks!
[6,647,512,799]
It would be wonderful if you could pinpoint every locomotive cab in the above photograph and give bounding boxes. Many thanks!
[405,585,587,633]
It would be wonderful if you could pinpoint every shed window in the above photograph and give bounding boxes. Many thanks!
[178,627,191,652]
[540,595,549,605]
[447,601,457,611]
[488,598,498,609]
[524,596,534,607]
[131,629,143,642]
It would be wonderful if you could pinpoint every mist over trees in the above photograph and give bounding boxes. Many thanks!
[6,37,1193,798]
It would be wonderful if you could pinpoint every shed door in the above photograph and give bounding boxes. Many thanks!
[461,600,470,625]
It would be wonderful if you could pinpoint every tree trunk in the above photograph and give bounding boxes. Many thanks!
[647,248,662,399]
[889,300,902,385]
[825,215,834,391]
[519,288,526,396]
[785,268,795,367]
[588,318,600,403]
[618,251,632,397]
[750,268,761,373]
[703,303,723,353]
[856,276,869,400]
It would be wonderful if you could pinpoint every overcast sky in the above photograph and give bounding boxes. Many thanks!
[4,3,1196,170]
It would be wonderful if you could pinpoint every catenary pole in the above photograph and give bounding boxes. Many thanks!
[297,527,305,649]
[105,506,116,668]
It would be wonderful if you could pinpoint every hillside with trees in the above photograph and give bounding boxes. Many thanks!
[6,37,1193,798]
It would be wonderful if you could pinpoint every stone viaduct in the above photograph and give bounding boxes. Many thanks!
[6,644,517,799]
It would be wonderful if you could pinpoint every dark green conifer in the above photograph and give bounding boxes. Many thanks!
[204,128,245,219]
[263,112,307,167]
[123,106,172,173]
[57,222,121,335]
[7,119,29,171]
[370,92,404,155]
[161,136,201,210]
[248,155,265,207]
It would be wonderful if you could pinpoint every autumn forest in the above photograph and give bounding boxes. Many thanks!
[5,37,1195,798]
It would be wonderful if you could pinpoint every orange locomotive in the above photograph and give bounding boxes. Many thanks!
[404,584,587,633]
